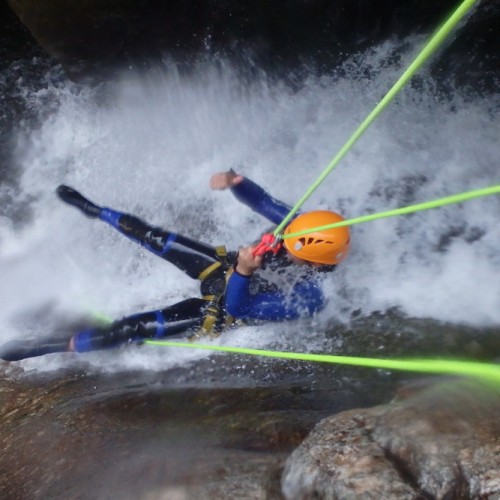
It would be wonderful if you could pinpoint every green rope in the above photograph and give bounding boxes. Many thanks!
[145,340,500,384]
[144,182,499,378]
[284,184,500,238]
[98,0,487,383]
[274,0,478,236]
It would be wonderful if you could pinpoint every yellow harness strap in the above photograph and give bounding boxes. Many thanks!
[197,246,228,282]
[198,261,221,282]
[214,245,227,259]
[194,247,235,339]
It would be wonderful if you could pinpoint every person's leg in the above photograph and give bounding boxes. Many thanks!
[57,185,222,279]
[70,298,207,353]
[0,336,70,362]
[0,299,209,361]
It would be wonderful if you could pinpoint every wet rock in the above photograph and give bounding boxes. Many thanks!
[1,310,499,498]
[281,406,417,499]
[0,362,392,499]
[282,380,500,499]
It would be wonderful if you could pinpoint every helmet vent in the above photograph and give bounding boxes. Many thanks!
[295,238,305,251]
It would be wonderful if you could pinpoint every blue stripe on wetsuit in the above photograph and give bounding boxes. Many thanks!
[225,272,325,321]
[160,233,177,255]
[99,207,121,227]
[99,208,177,256]
[230,177,293,225]
[154,311,166,337]
[73,329,94,352]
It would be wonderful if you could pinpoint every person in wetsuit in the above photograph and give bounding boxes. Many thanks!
[0,170,350,361]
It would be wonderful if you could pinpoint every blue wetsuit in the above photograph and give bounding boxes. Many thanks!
[73,176,329,352]
[225,178,326,320]
[0,177,330,361]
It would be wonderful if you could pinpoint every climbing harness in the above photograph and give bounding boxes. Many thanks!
[196,245,235,338]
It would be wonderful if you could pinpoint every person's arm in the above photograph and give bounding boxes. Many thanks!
[231,177,292,225]
[224,246,325,320]
[225,272,325,321]
[209,170,292,224]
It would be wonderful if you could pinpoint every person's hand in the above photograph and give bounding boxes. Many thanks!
[209,170,244,190]
[235,246,263,276]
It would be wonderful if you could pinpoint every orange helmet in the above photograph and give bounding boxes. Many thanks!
[283,210,350,265]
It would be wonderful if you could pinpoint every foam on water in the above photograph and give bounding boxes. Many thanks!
[1,41,499,371]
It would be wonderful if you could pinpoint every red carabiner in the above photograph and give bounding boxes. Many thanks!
[252,233,282,256]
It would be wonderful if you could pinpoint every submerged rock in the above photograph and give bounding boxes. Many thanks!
[282,379,500,499]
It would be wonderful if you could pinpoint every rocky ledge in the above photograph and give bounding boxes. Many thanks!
[282,379,500,499]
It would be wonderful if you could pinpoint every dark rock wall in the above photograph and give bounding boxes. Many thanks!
[5,0,500,90]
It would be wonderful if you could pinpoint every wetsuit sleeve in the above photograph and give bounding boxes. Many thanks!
[230,177,292,225]
[225,272,326,321]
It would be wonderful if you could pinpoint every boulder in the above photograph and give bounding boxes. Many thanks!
[282,379,500,499]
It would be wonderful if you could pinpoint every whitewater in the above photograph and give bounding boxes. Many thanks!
[0,41,499,372]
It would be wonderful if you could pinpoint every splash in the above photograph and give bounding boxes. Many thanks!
[0,40,499,371]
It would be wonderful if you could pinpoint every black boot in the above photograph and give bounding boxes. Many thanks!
[56,185,102,218]
[0,337,70,361]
